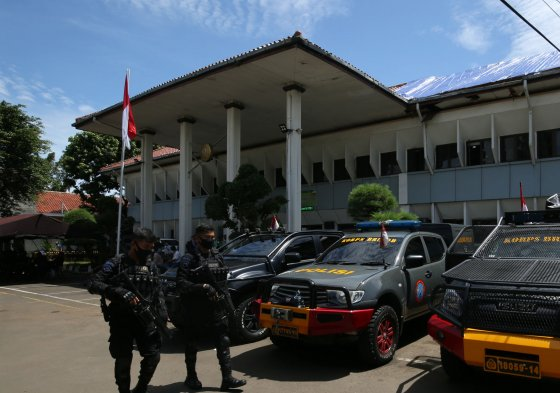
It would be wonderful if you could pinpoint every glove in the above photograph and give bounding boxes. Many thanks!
[202,284,218,301]
[113,287,140,305]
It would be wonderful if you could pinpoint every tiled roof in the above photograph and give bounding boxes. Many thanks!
[101,146,180,172]
[36,191,83,214]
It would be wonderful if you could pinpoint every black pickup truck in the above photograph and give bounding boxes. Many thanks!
[161,229,343,342]
[429,210,560,381]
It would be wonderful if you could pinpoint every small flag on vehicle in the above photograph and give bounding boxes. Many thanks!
[380,222,389,248]
[271,215,280,231]
[520,182,528,212]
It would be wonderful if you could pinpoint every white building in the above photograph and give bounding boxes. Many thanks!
[75,33,560,255]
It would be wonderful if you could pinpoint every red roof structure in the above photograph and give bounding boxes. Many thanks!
[36,191,83,215]
[101,146,179,172]
[0,214,69,238]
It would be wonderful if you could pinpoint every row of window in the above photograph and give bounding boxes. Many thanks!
[273,129,560,184]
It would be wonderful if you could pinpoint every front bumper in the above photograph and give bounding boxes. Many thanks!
[428,315,560,379]
[259,302,373,337]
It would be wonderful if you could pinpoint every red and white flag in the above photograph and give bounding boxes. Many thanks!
[380,222,389,248]
[520,182,528,212]
[122,72,136,149]
[271,215,280,231]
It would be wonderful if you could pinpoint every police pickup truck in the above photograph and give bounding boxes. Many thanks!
[258,221,448,367]
[429,210,560,381]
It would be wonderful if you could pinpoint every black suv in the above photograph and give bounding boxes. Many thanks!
[161,229,343,342]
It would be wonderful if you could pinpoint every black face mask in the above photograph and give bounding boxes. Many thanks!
[199,238,214,249]
[136,248,152,263]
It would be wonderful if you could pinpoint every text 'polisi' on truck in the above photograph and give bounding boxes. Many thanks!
[257,220,449,368]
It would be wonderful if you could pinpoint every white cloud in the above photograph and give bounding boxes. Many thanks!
[455,20,491,53]
[111,0,347,36]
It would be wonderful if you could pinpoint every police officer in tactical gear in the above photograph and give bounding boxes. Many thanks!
[88,227,167,393]
[177,224,246,391]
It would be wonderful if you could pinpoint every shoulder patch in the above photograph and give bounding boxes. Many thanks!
[102,260,115,273]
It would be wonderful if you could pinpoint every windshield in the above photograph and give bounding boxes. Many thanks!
[221,234,288,257]
[475,225,560,259]
[316,236,403,265]
[448,226,494,254]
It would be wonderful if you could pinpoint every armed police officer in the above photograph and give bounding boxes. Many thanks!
[88,227,168,393]
[177,224,246,391]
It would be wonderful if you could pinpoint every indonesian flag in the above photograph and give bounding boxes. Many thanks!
[122,72,136,150]
[271,215,280,231]
[520,182,528,212]
[380,222,389,248]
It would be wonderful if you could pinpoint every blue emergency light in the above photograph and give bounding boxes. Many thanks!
[356,220,422,231]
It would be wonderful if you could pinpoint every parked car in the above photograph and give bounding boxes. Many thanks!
[161,229,344,342]
[258,220,448,368]
[429,210,560,381]
[445,225,495,270]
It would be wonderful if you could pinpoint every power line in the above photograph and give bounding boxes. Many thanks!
[542,0,560,19]
[500,0,560,53]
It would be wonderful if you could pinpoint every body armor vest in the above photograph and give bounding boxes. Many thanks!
[186,252,229,287]
[123,264,160,300]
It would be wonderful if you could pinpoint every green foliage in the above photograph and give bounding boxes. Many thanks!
[371,211,419,221]
[0,101,53,216]
[205,164,287,232]
[63,208,96,224]
[347,183,398,221]
[58,131,140,206]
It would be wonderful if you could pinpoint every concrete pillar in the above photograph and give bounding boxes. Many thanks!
[225,102,243,181]
[284,84,305,232]
[178,117,195,255]
[140,129,155,229]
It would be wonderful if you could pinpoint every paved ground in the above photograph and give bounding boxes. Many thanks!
[1,278,558,393]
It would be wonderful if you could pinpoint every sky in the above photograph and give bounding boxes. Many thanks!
[2,0,560,160]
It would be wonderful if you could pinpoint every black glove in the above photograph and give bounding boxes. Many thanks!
[203,284,218,301]
[112,287,140,305]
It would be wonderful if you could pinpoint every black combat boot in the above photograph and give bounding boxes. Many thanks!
[131,353,160,393]
[115,357,132,393]
[184,350,202,390]
[216,335,246,391]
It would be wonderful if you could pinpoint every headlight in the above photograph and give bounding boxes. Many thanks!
[442,289,464,318]
[326,289,365,305]
[270,284,280,297]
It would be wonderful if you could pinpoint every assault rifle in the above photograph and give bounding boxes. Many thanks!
[196,263,236,317]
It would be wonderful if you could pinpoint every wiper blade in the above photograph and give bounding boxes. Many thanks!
[360,261,386,266]
[317,260,346,265]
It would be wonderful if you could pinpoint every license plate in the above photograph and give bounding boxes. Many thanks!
[272,325,298,339]
[271,307,292,321]
[484,355,540,379]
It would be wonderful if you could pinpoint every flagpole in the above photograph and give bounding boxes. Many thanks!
[115,69,130,256]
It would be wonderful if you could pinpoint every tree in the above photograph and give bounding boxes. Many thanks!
[205,164,287,232]
[58,130,140,206]
[63,208,96,224]
[371,211,419,221]
[347,183,398,222]
[0,101,53,216]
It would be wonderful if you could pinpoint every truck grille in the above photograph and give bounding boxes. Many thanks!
[270,283,327,308]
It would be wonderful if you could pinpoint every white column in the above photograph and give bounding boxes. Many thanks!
[225,102,243,181]
[178,118,195,256]
[284,84,305,232]
[140,129,154,229]
[463,201,472,225]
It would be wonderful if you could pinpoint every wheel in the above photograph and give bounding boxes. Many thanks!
[358,305,399,367]
[232,296,270,343]
[440,347,471,379]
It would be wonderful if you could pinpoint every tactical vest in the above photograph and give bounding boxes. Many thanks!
[186,252,229,287]
[123,263,160,300]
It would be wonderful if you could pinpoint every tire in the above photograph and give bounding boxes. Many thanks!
[232,296,269,343]
[358,305,399,368]
[440,347,471,379]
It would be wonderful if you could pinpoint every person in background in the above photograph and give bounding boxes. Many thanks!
[176,224,246,391]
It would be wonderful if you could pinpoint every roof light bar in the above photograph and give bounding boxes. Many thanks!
[356,220,422,230]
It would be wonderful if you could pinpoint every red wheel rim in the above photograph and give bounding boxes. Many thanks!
[376,318,395,354]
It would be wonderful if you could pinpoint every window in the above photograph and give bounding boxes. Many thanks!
[313,162,327,183]
[334,159,350,181]
[381,151,401,176]
[538,129,560,159]
[275,168,286,187]
[404,237,426,267]
[423,236,445,263]
[407,148,426,172]
[356,155,375,178]
[500,133,530,163]
[467,138,493,166]
[285,236,316,260]
[320,235,340,251]
[436,143,460,169]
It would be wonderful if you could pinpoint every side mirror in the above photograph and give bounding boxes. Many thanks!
[405,254,425,269]
[284,252,302,264]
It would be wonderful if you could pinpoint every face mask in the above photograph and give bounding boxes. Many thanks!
[136,248,152,263]
[199,238,214,249]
